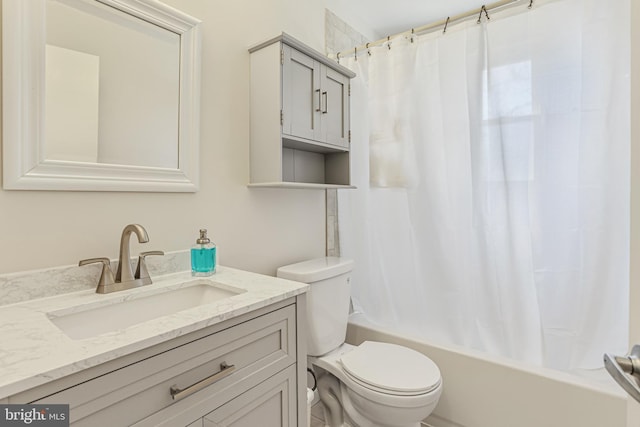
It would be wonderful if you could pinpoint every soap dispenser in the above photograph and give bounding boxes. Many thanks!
[191,229,216,276]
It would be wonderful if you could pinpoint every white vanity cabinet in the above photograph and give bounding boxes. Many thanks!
[249,33,356,189]
[7,297,307,427]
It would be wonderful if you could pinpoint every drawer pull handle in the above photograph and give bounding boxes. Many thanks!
[315,89,322,112]
[169,362,236,401]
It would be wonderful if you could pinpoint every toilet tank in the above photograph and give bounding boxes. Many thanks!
[277,257,353,356]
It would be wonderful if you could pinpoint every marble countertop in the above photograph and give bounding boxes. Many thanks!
[0,266,308,399]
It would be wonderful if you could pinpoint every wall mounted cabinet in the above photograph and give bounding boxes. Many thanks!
[249,33,356,189]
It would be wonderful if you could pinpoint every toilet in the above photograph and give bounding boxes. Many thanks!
[277,257,442,427]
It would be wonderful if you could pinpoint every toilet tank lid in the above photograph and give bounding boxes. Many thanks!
[276,257,353,283]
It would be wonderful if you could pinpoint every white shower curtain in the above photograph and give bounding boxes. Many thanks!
[339,0,630,370]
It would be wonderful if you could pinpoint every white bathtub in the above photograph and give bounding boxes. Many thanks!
[345,314,627,427]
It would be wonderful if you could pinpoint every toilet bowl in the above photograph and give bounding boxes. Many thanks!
[277,257,442,427]
[311,342,442,427]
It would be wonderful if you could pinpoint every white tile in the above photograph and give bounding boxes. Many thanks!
[327,219,335,252]
[326,189,337,213]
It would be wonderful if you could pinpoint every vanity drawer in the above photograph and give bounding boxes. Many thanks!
[33,304,296,426]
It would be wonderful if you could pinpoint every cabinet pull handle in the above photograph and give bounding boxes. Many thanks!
[322,91,328,114]
[315,89,322,112]
[169,362,236,401]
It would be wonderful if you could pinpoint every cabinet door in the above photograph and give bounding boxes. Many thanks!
[282,45,321,142]
[203,365,296,427]
[321,66,350,149]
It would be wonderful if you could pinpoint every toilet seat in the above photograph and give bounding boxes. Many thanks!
[311,341,443,415]
[340,341,441,396]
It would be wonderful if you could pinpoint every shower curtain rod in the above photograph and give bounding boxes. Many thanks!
[335,0,531,61]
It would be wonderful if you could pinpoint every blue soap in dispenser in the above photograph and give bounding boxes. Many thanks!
[191,229,216,276]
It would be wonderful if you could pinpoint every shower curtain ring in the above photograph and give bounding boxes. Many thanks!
[410,28,415,43]
[354,46,357,61]
[443,16,450,34]
[336,52,340,64]
[387,35,391,50]
[477,5,490,24]
[367,42,371,56]
[528,0,533,8]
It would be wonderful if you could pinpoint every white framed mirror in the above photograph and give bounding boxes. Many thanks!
[3,0,201,192]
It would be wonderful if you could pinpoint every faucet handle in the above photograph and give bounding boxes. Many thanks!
[135,251,164,284]
[79,257,116,293]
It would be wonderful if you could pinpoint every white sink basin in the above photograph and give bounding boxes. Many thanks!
[47,281,246,340]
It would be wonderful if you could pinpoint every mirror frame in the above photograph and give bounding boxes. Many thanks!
[2,0,201,192]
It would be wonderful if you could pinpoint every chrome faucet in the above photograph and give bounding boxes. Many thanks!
[79,224,164,293]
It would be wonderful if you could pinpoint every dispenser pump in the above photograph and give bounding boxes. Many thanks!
[196,229,210,245]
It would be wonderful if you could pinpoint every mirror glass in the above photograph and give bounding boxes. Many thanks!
[45,0,180,168]
[3,0,201,192]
